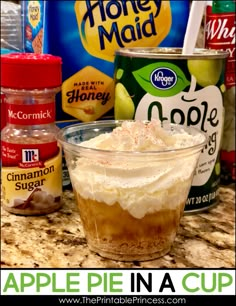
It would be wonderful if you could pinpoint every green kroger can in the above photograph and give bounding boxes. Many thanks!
[114,47,228,213]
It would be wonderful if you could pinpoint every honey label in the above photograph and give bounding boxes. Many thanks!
[62,66,114,122]
[28,0,41,28]
[24,0,44,54]
[75,0,172,62]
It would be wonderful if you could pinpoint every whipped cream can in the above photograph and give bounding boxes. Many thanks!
[114,48,228,213]
[205,2,236,184]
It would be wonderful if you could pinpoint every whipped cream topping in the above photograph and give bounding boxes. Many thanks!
[80,120,203,151]
[70,120,205,218]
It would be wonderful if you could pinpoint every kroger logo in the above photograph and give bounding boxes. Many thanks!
[151,67,177,90]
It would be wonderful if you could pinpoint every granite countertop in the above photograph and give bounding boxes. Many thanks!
[1,185,235,269]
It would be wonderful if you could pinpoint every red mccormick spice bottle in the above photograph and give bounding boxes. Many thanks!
[1,53,63,215]
[205,0,236,184]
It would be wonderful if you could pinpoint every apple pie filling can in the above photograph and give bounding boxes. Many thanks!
[114,47,228,213]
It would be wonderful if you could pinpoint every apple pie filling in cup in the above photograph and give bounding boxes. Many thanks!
[58,120,206,261]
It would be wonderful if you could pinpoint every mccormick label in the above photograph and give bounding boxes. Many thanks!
[114,48,228,213]
[1,103,62,215]
[6,103,55,125]
[205,5,236,184]
[1,142,62,215]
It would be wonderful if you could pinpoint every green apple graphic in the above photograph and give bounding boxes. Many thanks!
[187,59,223,87]
[135,74,223,186]
[114,83,135,120]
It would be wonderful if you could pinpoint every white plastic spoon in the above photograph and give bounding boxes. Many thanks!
[182,0,206,54]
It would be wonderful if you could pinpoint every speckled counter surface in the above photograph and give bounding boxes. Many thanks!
[1,185,235,268]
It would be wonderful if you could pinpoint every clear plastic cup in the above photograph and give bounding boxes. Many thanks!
[58,120,207,261]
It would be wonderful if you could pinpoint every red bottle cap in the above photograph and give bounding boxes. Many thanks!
[1,53,62,89]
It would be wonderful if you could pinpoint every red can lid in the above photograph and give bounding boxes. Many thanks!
[1,53,62,89]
